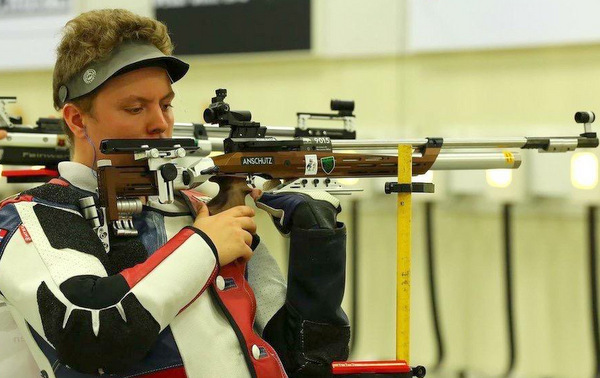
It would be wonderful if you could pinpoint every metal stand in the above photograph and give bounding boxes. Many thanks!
[332,144,427,377]
[396,144,413,362]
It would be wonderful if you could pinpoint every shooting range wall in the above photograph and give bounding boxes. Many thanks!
[1,1,599,377]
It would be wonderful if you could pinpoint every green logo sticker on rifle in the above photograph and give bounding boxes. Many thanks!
[320,156,335,174]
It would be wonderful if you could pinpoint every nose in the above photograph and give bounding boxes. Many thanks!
[147,104,169,136]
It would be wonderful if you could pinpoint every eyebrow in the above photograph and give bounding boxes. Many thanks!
[116,91,175,105]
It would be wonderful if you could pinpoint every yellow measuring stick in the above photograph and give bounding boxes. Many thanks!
[396,144,412,363]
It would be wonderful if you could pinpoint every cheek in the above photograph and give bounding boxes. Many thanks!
[92,112,146,139]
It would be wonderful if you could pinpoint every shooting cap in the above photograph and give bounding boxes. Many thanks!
[57,40,189,107]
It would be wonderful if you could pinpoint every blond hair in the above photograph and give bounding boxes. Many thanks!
[52,9,173,142]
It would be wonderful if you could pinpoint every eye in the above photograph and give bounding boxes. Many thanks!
[126,107,143,114]
[162,103,173,111]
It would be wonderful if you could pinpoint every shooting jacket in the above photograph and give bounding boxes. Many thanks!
[0,162,350,378]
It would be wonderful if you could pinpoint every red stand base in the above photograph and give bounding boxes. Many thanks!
[331,360,426,378]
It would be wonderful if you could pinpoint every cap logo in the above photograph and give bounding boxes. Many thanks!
[83,69,96,84]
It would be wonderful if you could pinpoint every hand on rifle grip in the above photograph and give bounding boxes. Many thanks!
[193,201,256,266]
[0,130,7,140]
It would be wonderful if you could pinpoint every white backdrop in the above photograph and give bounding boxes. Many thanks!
[408,0,600,52]
[0,14,72,71]
[4,0,600,66]
[0,0,153,71]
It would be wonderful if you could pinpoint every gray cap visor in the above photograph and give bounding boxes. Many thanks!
[58,41,189,106]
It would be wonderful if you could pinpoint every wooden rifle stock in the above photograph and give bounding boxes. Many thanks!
[96,146,440,228]
[97,164,156,223]
[98,164,250,224]
[211,147,441,178]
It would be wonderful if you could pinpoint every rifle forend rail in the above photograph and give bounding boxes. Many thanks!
[331,135,598,152]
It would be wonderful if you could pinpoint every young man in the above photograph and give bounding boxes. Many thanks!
[0,9,349,378]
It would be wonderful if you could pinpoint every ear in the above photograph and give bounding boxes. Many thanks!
[62,103,87,139]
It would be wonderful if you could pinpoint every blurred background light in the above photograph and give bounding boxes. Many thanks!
[571,152,598,189]
[486,169,512,188]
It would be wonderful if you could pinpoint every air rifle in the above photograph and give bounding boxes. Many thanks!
[91,88,598,248]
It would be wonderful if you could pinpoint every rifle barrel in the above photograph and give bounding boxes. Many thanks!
[171,124,600,151]
[432,152,521,170]
[331,136,598,150]
[332,137,532,150]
